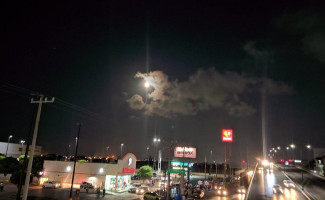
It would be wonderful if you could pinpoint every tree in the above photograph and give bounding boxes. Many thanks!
[0,157,20,176]
[137,165,153,182]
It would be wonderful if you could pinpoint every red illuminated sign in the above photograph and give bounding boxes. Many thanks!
[123,168,135,173]
[222,129,233,142]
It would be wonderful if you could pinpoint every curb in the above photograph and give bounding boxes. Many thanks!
[244,163,258,200]
[296,166,325,181]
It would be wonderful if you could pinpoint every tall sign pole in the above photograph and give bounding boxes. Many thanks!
[22,95,54,200]
[222,129,233,181]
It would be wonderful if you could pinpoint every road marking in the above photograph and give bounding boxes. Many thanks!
[279,167,312,200]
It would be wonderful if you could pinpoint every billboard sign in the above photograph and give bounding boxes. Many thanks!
[174,147,196,158]
[222,129,233,142]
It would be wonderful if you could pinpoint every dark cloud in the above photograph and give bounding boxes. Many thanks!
[277,11,325,63]
[127,69,293,118]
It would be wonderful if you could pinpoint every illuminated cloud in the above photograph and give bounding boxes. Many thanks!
[127,68,292,118]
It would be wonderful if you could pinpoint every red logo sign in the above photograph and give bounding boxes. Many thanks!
[222,129,233,142]
[123,168,135,173]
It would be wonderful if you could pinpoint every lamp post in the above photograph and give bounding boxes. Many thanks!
[5,135,13,157]
[121,143,124,157]
[153,138,160,171]
[106,146,109,156]
[20,140,25,155]
[147,147,150,165]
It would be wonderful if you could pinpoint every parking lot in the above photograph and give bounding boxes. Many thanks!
[0,183,143,200]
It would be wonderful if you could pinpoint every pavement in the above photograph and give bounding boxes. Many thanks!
[278,165,325,200]
[247,165,308,200]
[0,182,142,200]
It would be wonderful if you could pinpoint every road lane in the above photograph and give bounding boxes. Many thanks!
[279,165,325,200]
[248,165,307,200]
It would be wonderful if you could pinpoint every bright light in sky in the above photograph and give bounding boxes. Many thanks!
[144,81,150,88]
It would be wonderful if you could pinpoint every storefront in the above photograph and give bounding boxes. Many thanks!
[104,153,137,191]
[43,153,137,192]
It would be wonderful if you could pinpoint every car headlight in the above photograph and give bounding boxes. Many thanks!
[217,190,221,194]
[223,191,227,195]
[242,189,245,193]
[141,189,144,193]
[136,189,139,192]
[238,189,241,193]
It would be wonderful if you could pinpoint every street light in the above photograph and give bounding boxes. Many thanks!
[286,147,290,150]
[146,147,150,165]
[277,146,281,150]
[153,138,160,171]
[20,140,25,154]
[290,144,295,149]
[306,145,311,149]
[121,143,124,157]
[5,135,13,157]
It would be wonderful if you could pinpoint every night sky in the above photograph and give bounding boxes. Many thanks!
[1,1,324,163]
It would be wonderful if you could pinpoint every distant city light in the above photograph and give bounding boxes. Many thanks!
[306,145,311,149]
[290,144,295,149]
[277,147,281,150]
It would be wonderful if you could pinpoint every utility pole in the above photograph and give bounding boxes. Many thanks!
[204,155,207,180]
[22,95,54,200]
[210,150,212,176]
[69,123,82,199]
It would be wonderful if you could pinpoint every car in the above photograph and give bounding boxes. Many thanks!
[42,181,61,189]
[216,186,228,196]
[128,187,137,193]
[266,168,273,173]
[80,182,94,189]
[237,186,246,194]
[136,186,149,194]
[193,189,205,199]
[144,192,164,200]
[283,180,295,188]
[272,184,283,194]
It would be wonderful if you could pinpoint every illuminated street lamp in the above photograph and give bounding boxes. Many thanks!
[5,135,13,157]
[277,146,281,150]
[153,138,160,171]
[121,143,124,157]
[290,144,295,149]
[286,147,290,150]
[306,145,311,149]
[20,140,25,154]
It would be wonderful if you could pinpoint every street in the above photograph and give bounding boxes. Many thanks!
[247,165,308,200]
[278,165,325,200]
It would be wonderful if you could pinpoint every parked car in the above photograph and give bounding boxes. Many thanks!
[283,180,295,188]
[144,192,164,200]
[128,187,137,193]
[80,182,94,189]
[42,181,61,189]
[136,186,149,194]
[272,184,283,194]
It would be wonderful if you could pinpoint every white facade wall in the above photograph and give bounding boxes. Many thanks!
[43,153,137,189]
[0,142,41,158]
[44,160,118,187]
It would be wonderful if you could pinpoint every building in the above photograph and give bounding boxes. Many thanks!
[0,142,42,158]
[42,153,137,192]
